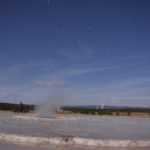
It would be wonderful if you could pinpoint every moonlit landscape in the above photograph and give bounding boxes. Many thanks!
[0,0,150,150]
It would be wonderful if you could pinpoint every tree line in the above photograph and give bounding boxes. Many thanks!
[0,102,35,113]
[62,107,150,116]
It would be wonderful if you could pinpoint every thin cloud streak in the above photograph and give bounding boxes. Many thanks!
[37,81,65,86]
[123,54,150,60]
[0,59,53,82]
[0,59,150,106]
[66,77,150,106]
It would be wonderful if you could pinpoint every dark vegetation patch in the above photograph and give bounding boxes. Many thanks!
[62,106,150,116]
[0,102,34,113]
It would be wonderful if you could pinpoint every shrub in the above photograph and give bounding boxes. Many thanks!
[116,111,120,116]
[127,111,131,116]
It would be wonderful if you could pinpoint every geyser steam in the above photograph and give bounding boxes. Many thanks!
[35,91,71,118]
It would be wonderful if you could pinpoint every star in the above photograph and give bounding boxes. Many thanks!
[88,26,93,31]
[77,40,81,43]
[56,29,59,32]
[47,0,53,4]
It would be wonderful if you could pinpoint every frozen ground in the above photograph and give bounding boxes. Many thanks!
[0,112,150,149]
[1,142,150,150]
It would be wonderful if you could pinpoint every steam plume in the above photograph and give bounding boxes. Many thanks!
[35,90,72,118]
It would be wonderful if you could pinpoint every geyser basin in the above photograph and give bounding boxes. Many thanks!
[0,113,150,147]
[1,133,150,147]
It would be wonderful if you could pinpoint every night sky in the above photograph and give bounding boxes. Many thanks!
[0,0,150,106]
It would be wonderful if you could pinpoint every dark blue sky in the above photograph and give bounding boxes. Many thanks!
[0,0,150,106]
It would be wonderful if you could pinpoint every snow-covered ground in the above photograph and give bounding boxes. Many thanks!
[0,112,150,149]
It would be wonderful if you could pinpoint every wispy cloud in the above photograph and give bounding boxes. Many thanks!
[0,58,150,106]
[37,81,65,86]
[59,45,93,61]
[123,54,150,60]
[112,97,150,101]
[66,77,150,106]
[68,65,121,76]
[0,59,53,82]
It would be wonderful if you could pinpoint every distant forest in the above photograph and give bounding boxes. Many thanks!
[0,102,35,113]
[62,106,150,116]
[0,102,150,115]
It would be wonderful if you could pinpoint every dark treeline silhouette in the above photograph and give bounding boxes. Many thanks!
[62,107,150,116]
[0,102,35,113]
[1,103,150,115]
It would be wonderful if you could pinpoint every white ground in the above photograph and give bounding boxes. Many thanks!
[0,112,150,149]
